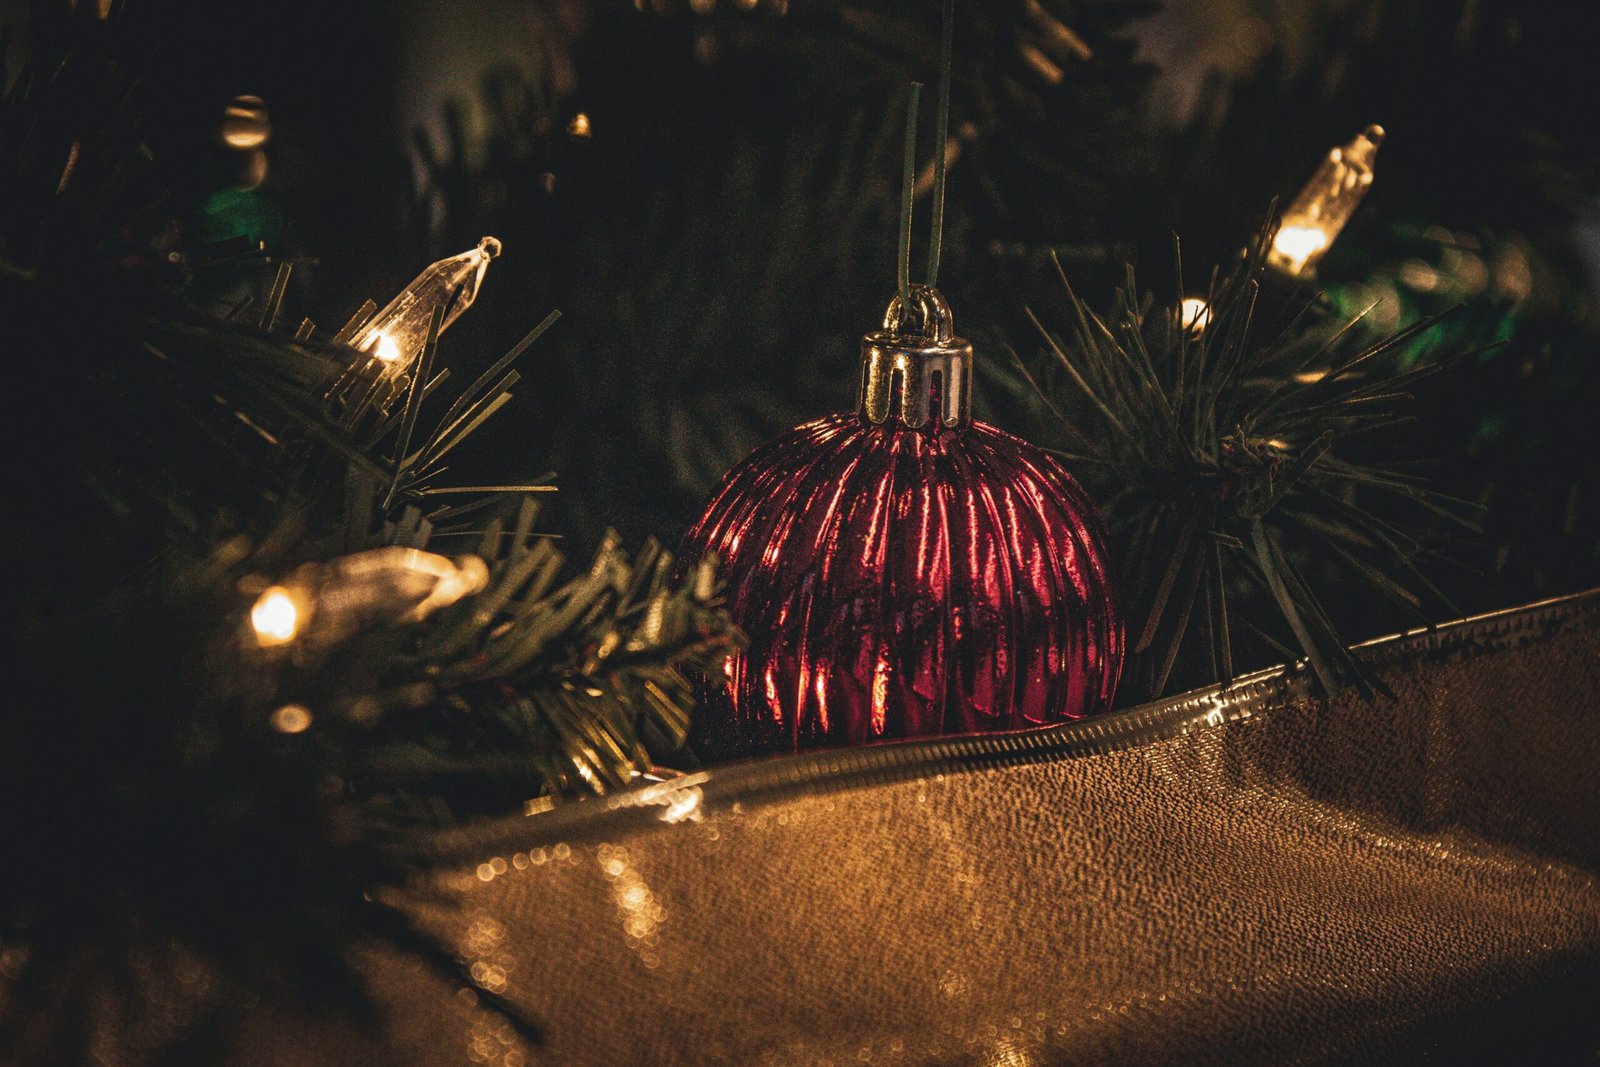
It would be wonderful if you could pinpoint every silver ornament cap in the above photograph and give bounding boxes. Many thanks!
[858,283,974,430]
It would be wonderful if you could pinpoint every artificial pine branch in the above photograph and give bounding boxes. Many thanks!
[1005,229,1488,701]
[0,9,739,1059]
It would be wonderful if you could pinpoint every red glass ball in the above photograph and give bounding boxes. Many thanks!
[681,412,1123,760]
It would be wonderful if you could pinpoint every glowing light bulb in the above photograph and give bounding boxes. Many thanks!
[372,332,402,363]
[409,552,489,620]
[354,236,502,369]
[269,704,313,734]
[1268,125,1384,277]
[321,547,490,625]
[1270,226,1330,275]
[219,95,270,149]
[1178,297,1212,336]
[251,586,300,646]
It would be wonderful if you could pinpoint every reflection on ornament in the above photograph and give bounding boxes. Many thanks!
[251,586,301,646]
[1268,125,1384,277]
[355,236,502,371]
[1178,297,1212,336]
[681,285,1122,760]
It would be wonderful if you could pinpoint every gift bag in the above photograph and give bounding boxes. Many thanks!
[349,590,1600,1065]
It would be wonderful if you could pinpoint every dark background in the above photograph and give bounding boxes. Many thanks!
[6,7,1598,1055]
[18,0,1600,633]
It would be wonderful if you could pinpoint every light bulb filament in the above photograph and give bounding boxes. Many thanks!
[349,237,502,374]
[372,331,402,363]
[1270,226,1330,276]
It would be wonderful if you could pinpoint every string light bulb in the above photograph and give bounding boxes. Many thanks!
[372,332,402,363]
[322,547,489,623]
[1268,125,1385,277]
[269,704,313,734]
[355,236,503,370]
[250,586,303,646]
[1178,297,1212,336]
[246,549,485,650]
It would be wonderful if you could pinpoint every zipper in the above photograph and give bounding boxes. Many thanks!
[412,588,1600,864]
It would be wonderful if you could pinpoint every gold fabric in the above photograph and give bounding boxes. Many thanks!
[362,592,1600,1065]
[20,593,1600,1064]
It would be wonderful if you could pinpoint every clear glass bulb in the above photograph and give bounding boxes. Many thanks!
[356,236,502,369]
[1269,126,1384,276]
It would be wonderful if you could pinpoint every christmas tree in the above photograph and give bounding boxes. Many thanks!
[2,1,1596,1061]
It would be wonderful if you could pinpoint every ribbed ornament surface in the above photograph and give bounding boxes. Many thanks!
[681,413,1122,760]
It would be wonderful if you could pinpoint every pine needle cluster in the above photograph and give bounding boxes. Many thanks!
[1005,235,1483,700]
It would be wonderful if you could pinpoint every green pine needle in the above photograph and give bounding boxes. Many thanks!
[1010,231,1485,700]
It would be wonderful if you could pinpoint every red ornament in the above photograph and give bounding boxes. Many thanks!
[682,286,1122,759]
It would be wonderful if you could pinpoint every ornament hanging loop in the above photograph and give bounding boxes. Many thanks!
[859,283,973,430]
[883,283,957,343]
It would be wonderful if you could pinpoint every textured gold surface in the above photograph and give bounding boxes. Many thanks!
[359,592,1600,1064]
[23,594,1600,1064]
